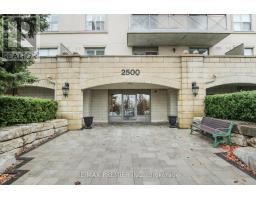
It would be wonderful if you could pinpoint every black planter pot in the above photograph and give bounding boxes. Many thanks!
[168,116,177,128]
[83,116,93,129]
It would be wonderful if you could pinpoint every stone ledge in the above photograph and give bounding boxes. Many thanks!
[0,119,68,174]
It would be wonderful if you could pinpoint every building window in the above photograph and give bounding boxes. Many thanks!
[132,47,158,55]
[189,47,209,55]
[244,48,254,56]
[233,15,251,31]
[46,15,58,31]
[38,48,58,57]
[84,47,105,56]
[85,15,106,31]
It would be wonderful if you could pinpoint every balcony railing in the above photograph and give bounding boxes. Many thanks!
[129,14,228,32]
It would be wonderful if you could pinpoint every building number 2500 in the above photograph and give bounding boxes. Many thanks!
[121,69,140,76]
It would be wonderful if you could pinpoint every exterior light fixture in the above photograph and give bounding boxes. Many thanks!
[62,82,69,97]
[192,82,199,96]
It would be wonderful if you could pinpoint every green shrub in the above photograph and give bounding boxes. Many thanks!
[205,91,256,122]
[0,96,58,127]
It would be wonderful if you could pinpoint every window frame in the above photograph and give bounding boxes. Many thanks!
[84,47,105,56]
[85,15,106,32]
[38,48,58,57]
[232,14,252,32]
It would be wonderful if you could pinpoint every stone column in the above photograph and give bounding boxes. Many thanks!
[178,55,206,128]
[55,56,83,130]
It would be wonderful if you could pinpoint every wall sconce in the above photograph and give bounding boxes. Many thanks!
[192,82,199,96]
[62,82,69,97]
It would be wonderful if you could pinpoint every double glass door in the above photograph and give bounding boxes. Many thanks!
[109,90,150,122]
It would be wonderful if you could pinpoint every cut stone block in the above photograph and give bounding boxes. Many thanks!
[247,137,256,148]
[36,129,55,140]
[0,137,24,154]
[192,117,203,124]
[232,121,256,137]
[54,126,68,135]
[23,132,37,145]
[30,122,54,133]
[231,133,248,146]
[234,147,256,171]
[50,119,68,129]
[239,125,256,137]
[0,125,32,142]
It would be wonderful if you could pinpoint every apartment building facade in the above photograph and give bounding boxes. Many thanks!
[14,14,256,129]
[38,14,256,56]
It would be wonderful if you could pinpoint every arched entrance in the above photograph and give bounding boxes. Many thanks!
[82,82,179,124]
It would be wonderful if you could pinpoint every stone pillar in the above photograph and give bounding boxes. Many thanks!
[55,56,83,130]
[178,55,206,128]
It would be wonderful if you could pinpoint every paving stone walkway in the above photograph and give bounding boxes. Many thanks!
[12,124,256,185]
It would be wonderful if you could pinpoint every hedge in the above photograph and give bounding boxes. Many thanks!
[0,96,58,127]
[205,91,256,122]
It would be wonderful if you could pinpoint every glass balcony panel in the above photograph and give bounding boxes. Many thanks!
[129,14,227,32]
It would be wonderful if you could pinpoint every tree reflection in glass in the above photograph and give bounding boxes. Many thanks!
[137,94,150,115]
[109,94,122,116]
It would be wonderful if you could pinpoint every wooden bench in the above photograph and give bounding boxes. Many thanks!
[190,117,234,147]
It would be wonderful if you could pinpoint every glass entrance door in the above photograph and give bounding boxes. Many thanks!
[123,94,136,120]
[109,90,151,123]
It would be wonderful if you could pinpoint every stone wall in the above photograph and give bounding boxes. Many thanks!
[0,119,68,173]
[232,121,256,147]
[23,55,256,129]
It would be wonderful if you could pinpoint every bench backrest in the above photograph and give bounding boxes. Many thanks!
[201,117,233,130]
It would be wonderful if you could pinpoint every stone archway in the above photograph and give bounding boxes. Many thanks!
[206,75,256,95]
[206,75,256,89]
[80,75,181,90]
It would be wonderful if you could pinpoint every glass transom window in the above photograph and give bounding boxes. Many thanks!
[38,48,58,57]
[244,48,254,56]
[85,15,106,31]
[233,15,251,31]
[84,47,105,56]
[46,15,58,31]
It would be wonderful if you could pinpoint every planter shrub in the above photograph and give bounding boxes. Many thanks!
[205,91,256,122]
[0,96,58,127]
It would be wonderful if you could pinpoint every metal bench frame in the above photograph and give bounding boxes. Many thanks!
[190,117,234,148]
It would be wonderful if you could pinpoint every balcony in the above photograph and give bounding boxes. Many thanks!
[127,15,230,47]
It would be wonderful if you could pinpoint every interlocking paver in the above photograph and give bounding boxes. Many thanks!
[11,124,256,185]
